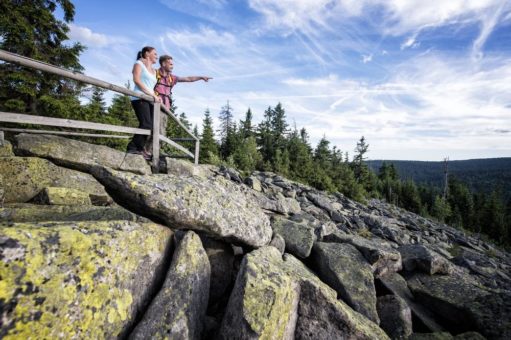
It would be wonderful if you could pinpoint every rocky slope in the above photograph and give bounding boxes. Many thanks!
[1,133,510,339]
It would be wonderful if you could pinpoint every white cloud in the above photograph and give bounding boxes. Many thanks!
[362,54,373,63]
[68,24,129,48]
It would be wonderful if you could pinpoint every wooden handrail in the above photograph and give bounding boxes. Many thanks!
[0,49,200,168]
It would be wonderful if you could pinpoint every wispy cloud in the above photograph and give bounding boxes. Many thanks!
[68,24,130,48]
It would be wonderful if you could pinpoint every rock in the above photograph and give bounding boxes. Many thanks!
[92,167,272,248]
[31,187,92,206]
[217,246,300,340]
[377,272,444,332]
[454,332,486,339]
[306,192,337,216]
[129,231,210,340]
[0,220,173,339]
[323,233,402,278]
[164,157,207,178]
[0,203,149,223]
[244,176,262,192]
[377,295,412,339]
[399,244,453,275]
[407,272,511,339]
[271,216,316,259]
[199,236,234,306]
[0,139,14,157]
[0,157,109,203]
[218,246,388,340]
[311,242,379,324]
[269,233,286,255]
[251,191,301,215]
[14,133,151,175]
[295,280,389,340]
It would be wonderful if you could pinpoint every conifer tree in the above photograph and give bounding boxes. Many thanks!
[200,109,219,164]
[0,0,84,114]
[240,108,254,139]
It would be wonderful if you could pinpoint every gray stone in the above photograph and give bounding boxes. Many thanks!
[164,157,208,178]
[130,231,210,340]
[244,176,262,191]
[92,167,272,248]
[399,244,453,275]
[0,220,173,339]
[311,242,379,324]
[31,187,92,206]
[0,203,148,223]
[407,272,511,339]
[408,333,453,340]
[294,280,389,340]
[217,246,300,340]
[272,216,316,258]
[217,246,389,340]
[323,233,402,278]
[377,272,444,332]
[377,295,412,339]
[269,233,286,255]
[0,157,108,203]
[15,133,151,175]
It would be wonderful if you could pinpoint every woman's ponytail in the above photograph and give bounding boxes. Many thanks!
[136,46,155,60]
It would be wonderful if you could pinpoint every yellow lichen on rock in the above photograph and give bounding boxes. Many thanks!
[0,220,172,339]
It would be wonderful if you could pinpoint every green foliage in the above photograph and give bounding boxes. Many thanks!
[0,0,85,114]
[199,109,219,164]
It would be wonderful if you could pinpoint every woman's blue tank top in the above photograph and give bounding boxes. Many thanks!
[131,60,157,101]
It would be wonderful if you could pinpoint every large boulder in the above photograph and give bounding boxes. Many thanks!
[0,157,109,203]
[92,167,272,248]
[217,247,300,340]
[323,233,402,278]
[311,242,379,324]
[0,220,173,339]
[14,133,150,175]
[218,246,388,340]
[31,187,92,206]
[271,216,316,258]
[399,244,453,275]
[377,295,413,339]
[407,272,511,339]
[0,203,149,223]
[130,231,210,339]
[377,272,444,332]
[164,157,209,178]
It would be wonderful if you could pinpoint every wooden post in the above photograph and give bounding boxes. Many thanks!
[194,139,200,165]
[152,102,161,171]
[0,131,4,145]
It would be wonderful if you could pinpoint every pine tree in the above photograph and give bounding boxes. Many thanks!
[199,109,219,164]
[240,108,254,139]
[233,136,262,173]
[352,136,370,182]
[218,101,237,159]
[0,0,85,114]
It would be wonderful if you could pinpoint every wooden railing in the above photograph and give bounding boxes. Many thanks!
[0,49,200,170]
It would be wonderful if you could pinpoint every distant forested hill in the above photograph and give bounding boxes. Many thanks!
[367,158,511,200]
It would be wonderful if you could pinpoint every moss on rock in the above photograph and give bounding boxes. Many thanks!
[0,157,108,203]
[32,187,92,206]
[0,220,172,339]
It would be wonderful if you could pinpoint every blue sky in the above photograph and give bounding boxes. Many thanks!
[69,0,511,161]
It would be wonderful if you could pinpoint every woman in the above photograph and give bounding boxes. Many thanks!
[126,46,162,160]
